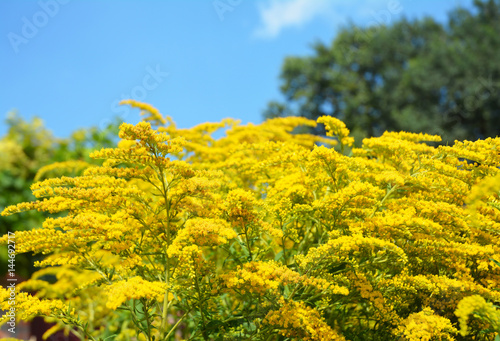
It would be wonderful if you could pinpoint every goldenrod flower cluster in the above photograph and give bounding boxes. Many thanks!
[119,99,167,126]
[317,115,354,148]
[397,307,458,340]
[454,295,500,337]
[264,297,346,340]
[34,160,91,181]
[105,277,167,310]
[2,99,500,340]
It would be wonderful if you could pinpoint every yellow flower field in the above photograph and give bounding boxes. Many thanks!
[1,100,500,340]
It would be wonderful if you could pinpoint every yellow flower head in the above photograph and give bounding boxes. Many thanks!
[119,99,166,125]
[317,115,354,147]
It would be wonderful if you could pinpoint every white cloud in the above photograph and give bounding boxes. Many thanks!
[254,0,332,39]
[253,0,398,39]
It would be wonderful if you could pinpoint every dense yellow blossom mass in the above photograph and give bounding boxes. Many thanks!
[1,101,500,340]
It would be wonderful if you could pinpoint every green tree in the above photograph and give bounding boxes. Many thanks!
[265,0,500,143]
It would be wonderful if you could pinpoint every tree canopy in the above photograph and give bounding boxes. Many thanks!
[264,0,500,144]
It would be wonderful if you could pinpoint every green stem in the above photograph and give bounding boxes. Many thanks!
[194,266,209,341]
[163,308,192,340]
[369,184,399,218]
[242,219,253,261]
[282,236,288,265]
[141,299,153,341]
[156,164,172,336]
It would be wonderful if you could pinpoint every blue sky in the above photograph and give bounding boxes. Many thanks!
[0,0,474,138]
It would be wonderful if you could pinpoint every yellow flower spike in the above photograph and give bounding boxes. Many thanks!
[119,99,167,125]
[467,173,500,207]
[397,307,457,340]
[105,277,168,310]
[117,138,136,149]
[221,261,348,296]
[167,218,237,258]
[224,188,261,225]
[264,297,346,340]
[317,115,354,147]
[455,295,500,337]
[34,160,91,181]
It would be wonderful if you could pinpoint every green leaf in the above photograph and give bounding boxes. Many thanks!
[490,258,500,268]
